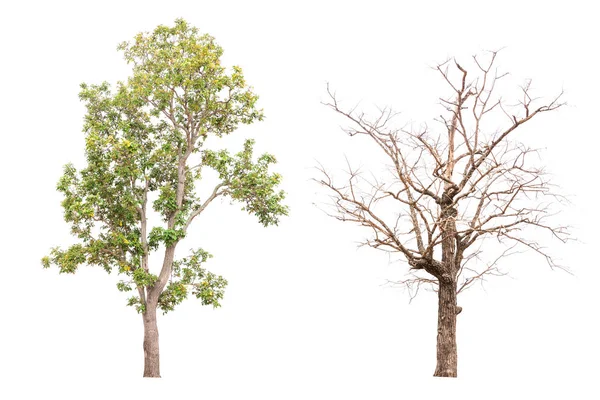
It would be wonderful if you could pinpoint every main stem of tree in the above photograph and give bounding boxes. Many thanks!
[143,303,161,378]
[434,278,458,377]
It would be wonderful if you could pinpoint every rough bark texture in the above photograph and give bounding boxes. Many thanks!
[143,303,161,378]
[434,278,458,377]
[435,188,459,377]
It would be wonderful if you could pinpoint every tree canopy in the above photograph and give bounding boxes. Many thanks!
[42,19,288,315]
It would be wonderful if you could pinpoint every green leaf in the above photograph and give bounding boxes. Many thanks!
[203,139,289,226]
[43,19,286,319]
[132,268,158,287]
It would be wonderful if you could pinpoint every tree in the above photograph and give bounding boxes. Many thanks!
[42,19,288,378]
[316,51,568,377]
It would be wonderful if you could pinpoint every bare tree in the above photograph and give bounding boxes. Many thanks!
[316,51,569,377]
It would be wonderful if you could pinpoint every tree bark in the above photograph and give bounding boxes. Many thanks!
[434,277,458,377]
[435,182,459,377]
[142,303,161,378]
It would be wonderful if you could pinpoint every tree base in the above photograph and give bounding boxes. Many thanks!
[433,370,458,378]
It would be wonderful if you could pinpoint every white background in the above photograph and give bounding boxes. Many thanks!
[1,0,598,398]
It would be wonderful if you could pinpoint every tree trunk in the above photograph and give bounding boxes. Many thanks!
[142,303,161,378]
[434,278,458,377]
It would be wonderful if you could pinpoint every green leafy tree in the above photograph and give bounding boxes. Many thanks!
[42,19,288,378]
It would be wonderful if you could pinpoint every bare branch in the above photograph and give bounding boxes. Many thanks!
[317,51,569,299]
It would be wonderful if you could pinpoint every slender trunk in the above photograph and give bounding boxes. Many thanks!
[434,278,458,377]
[142,302,161,378]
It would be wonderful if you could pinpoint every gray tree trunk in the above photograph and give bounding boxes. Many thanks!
[143,303,161,378]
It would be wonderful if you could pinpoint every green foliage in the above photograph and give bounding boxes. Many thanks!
[132,268,158,287]
[158,248,227,313]
[203,139,289,226]
[116,281,133,292]
[148,227,186,249]
[127,296,146,314]
[118,18,263,138]
[43,245,87,274]
[42,19,286,315]
[157,282,188,313]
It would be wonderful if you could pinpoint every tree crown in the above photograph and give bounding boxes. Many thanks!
[317,51,568,297]
[42,19,288,313]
